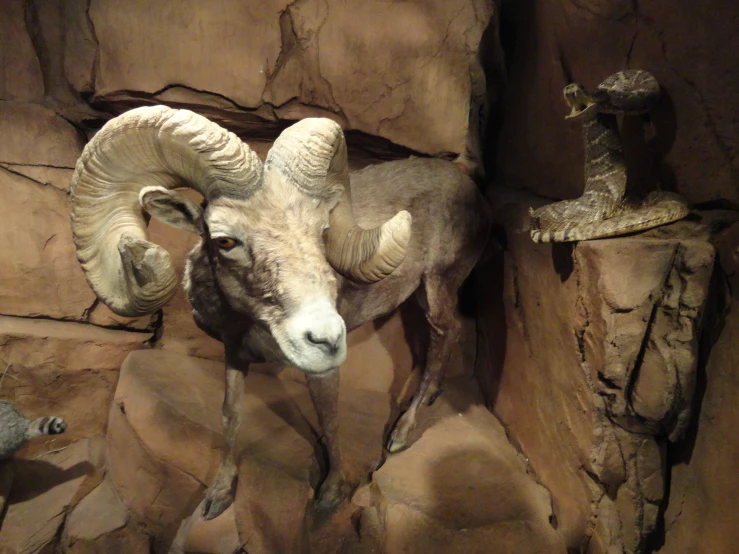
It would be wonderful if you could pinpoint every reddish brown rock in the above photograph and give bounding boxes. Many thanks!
[175,505,240,554]
[496,0,739,206]
[361,382,565,554]
[106,349,390,551]
[0,0,44,103]
[475,189,716,553]
[0,166,96,320]
[106,348,563,553]
[657,220,739,554]
[0,101,84,167]
[0,316,151,450]
[81,0,493,159]
[0,437,106,553]
[62,479,151,554]
[0,164,74,192]
[106,351,222,543]
[0,102,92,321]
[64,0,97,96]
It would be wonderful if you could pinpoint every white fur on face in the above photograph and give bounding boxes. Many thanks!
[203,197,344,373]
[271,298,347,373]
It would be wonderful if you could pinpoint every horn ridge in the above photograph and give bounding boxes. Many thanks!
[265,118,412,283]
[70,105,263,316]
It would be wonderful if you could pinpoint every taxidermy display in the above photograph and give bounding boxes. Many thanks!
[70,106,491,519]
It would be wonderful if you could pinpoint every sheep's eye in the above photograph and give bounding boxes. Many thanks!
[215,237,237,250]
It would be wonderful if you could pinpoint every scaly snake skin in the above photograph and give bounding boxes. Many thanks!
[529,70,689,243]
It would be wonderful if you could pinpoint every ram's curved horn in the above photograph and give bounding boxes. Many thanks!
[70,105,263,316]
[264,118,412,283]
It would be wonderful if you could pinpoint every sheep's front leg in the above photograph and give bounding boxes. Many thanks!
[203,364,246,520]
[386,277,461,453]
[306,368,346,510]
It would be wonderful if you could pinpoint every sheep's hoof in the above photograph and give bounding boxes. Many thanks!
[423,384,443,406]
[385,428,410,454]
[314,471,346,511]
[202,487,233,520]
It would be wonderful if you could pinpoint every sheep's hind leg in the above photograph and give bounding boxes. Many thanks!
[386,277,462,453]
[203,365,245,520]
[306,368,346,510]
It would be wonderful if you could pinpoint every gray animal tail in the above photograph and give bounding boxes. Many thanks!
[25,416,67,440]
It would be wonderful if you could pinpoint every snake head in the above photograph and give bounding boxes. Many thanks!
[563,83,598,119]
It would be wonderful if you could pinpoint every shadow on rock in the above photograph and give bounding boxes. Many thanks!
[8,458,94,504]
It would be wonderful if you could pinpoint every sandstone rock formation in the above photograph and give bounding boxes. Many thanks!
[0,316,151,450]
[475,189,722,553]
[100,349,565,553]
[0,102,90,320]
[0,0,45,103]
[63,479,151,554]
[0,437,106,553]
[657,217,739,553]
[76,0,493,162]
[495,0,739,207]
[359,388,565,553]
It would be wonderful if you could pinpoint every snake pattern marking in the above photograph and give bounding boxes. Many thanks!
[529,69,689,243]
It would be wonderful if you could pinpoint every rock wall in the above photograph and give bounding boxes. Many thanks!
[37,0,495,165]
[474,0,739,552]
[658,220,739,553]
[476,193,720,552]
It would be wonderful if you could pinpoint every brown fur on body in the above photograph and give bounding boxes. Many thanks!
[187,158,491,346]
[180,157,491,518]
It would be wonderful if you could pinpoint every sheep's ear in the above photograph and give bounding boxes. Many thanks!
[139,186,203,234]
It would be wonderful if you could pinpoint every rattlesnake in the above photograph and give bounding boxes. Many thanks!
[529,69,689,243]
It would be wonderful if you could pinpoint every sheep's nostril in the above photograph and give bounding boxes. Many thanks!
[305,331,340,355]
[306,331,322,345]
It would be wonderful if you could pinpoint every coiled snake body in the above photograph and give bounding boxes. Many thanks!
[529,70,689,243]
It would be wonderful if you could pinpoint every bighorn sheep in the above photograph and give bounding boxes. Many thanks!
[70,106,491,519]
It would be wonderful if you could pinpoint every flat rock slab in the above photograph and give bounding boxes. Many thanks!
[84,0,492,156]
[62,479,150,554]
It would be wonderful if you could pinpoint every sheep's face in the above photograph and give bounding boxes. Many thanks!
[141,181,347,374]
